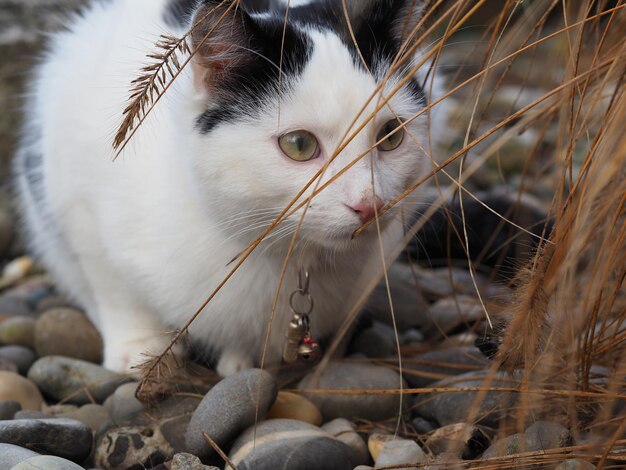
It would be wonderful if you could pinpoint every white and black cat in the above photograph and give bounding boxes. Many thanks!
[15,0,443,376]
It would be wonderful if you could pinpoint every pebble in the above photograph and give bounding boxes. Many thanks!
[103,381,144,420]
[368,433,395,461]
[34,308,103,363]
[298,362,406,421]
[95,395,201,468]
[185,368,277,459]
[266,391,322,426]
[1,257,34,284]
[36,295,72,313]
[0,443,40,468]
[27,356,131,404]
[403,346,491,388]
[61,403,111,432]
[413,370,517,427]
[228,419,355,470]
[10,455,84,469]
[0,317,36,347]
[0,295,32,317]
[0,345,37,374]
[374,439,428,469]
[425,422,491,458]
[0,356,18,372]
[14,410,51,419]
[412,416,438,434]
[0,400,22,419]
[0,418,92,462]
[321,418,370,466]
[482,421,571,458]
[554,459,596,470]
[423,296,486,336]
[348,326,395,358]
[0,371,44,410]
[171,453,219,470]
[481,433,524,459]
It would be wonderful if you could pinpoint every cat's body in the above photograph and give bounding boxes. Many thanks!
[15,0,441,375]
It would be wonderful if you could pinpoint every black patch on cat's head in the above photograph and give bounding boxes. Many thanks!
[189,1,312,134]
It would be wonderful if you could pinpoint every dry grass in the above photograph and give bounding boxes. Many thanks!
[118,0,626,467]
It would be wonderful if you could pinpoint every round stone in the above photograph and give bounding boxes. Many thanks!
[0,400,22,419]
[0,296,32,317]
[0,418,92,462]
[375,439,427,469]
[0,317,36,348]
[0,346,37,375]
[10,455,84,469]
[0,371,43,410]
[228,419,356,470]
[34,308,103,363]
[27,356,131,405]
[103,381,144,420]
[266,391,322,426]
[0,443,40,468]
[321,418,369,466]
[60,404,111,432]
[554,459,596,470]
[298,362,406,421]
[185,368,278,459]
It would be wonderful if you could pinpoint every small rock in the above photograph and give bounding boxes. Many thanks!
[298,362,406,421]
[61,404,111,432]
[401,328,425,345]
[368,433,395,461]
[413,370,517,427]
[45,404,79,415]
[0,296,32,317]
[36,295,72,314]
[403,346,491,388]
[412,416,437,434]
[14,410,51,419]
[10,455,84,469]
[374,439,428,469]
[0,317,36,348]
[423,296,486,336]
[0,356,18,372]
[2,257,34,284]
[0,346,37,375]
[425,423,492,458]
[27,356,131,404]
[0,371,44,410]
[554,459,596,470]
[0,400,22,419]
[266,391,322,426]
[185,368,278,459]
[348,326,395,358]
[0,443,40,468]
[0,418,92,462]
[481,433,524,459]
[321,418,369,466]
[228,419,355,470]
[103,382,144,420]
[34,308,103,363]
[171,452,219,470]
[524,421,571,450]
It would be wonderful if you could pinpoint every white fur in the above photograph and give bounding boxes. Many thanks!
[16,0,439,376]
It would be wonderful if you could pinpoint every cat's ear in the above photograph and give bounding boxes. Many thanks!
[189,0,256,96]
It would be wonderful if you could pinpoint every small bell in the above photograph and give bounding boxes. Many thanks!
[283,314,307,363]
[297,336,321,362]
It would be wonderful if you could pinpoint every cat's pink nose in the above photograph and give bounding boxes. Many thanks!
[348,197,384,223]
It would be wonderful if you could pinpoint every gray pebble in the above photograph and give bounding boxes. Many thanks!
[36,295,72,314]
[0,346,37,375]
[348,326,395,358]
[185,368,278,459]
[401,328,425,345]
[34,308,103,363]
[103,381,144,420]
[0,357,18,372]
[425,422,492,459]
[403,346,490,388]
[481,433,524,459]
[412,416,437,434]
[228,419,355,470]
[27,356,131,404]
[10,455,84,469]
[60,404,111,432]
[0,317,36,348]
[298,362,406,421]
[14,410,51,419]
[374,439,427,469]
[423,296,485,336]
[0,418,92,462]
[0,296,32,317]
[554,459,596,470]
[413,370,517,427]
[524,421,571,450]
[171,452,219,469]
[0,443,40,468]
[0,399,22,419]
[321,418,369,466]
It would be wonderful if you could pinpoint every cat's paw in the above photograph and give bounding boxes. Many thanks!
[216,349,254,377]
[104,335,183,376]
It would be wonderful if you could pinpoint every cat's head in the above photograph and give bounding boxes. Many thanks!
[184,0,436,251]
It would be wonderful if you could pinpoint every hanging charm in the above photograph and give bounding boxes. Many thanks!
[282,269,321,363]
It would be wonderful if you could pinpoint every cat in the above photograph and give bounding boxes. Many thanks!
[14,0,443,376]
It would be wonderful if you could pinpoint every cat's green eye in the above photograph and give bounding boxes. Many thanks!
[376,119,405,151]
[278,130,320,162]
